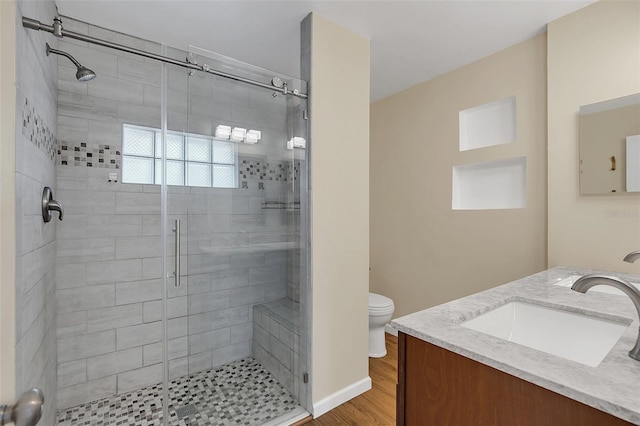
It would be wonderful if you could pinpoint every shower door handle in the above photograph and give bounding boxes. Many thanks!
[173,219,181,287]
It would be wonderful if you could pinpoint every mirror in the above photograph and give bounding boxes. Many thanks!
[579,93,640,195]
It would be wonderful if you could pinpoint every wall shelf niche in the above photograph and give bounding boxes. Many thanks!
[452,157,527,210]
[459,96,516,151]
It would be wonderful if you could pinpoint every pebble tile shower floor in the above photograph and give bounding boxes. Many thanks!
[56,358,300,425]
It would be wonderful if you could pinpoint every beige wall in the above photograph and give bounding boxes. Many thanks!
[0,0,16,403]
[548,0,640,273]
[370,34,548,318]
[304,14,371,411]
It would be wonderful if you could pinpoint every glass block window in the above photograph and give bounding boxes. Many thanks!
[122,124,237,188]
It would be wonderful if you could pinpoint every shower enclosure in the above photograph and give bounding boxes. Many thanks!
[157,46,310,425]
[32,15,309,425]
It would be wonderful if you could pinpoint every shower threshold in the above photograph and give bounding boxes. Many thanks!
[56,357,304,426]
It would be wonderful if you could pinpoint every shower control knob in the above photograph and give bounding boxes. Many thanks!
[42,187,64,223]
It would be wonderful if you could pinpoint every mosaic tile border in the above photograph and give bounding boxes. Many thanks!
[21,97,56,161]
[239,157,302,183]
[56,357,300,426]
[57,140,121,168]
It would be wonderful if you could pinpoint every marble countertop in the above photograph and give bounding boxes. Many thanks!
[391,266,640,424]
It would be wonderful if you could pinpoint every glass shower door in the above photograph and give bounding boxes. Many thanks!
[161,46,309,425]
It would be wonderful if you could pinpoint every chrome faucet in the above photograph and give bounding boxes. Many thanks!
[572,255,640,361]
[572,275,640,361]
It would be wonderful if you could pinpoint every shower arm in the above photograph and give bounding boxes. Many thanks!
[46,43,82,68]
[22,16,308,100]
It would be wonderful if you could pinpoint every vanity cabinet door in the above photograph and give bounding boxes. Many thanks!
[396,332,632,426]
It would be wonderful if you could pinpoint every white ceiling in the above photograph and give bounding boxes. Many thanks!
[55,0,595,102]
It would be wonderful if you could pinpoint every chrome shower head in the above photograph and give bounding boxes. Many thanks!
[75,66,96,82]
[46,43,96,82]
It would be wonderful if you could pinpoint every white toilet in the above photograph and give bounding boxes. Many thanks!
[368,292,395,358]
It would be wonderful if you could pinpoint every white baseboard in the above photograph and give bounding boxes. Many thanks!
[312,376,372,418]
[385,324,398,336]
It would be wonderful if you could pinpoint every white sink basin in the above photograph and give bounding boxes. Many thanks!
[554,275,640,296]
[461,301,629,367]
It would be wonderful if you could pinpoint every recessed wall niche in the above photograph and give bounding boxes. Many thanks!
[452,157,527,210]
[459,96,516,151]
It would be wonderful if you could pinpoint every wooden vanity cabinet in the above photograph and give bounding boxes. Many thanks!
[396,332,632,426]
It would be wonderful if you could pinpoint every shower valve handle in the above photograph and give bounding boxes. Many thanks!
[42,187,64,223]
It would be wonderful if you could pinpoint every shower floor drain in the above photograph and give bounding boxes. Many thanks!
[175,404,198,418]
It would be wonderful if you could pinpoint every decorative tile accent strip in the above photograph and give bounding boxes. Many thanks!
[56,358,300,426]
[21,97,56,161]
[289,160,302,183]
[239,157,269,180]
[239,156,303,182]
[57,140,121,168]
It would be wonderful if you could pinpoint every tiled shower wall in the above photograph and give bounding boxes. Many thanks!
[14,1,58,424]
[54,18,300,409]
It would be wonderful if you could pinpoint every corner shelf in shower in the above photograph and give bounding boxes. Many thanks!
[261,201,301,210]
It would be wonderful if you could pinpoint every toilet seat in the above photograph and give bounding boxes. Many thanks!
[369,293,394,315]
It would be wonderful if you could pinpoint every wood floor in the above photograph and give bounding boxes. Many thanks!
[304,334,397,425]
